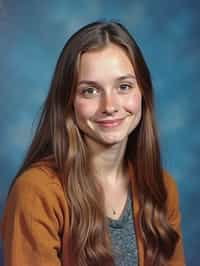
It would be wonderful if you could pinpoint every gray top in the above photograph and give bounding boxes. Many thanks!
[108,188,138,266]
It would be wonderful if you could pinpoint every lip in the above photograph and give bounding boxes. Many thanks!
[95,118,125,128]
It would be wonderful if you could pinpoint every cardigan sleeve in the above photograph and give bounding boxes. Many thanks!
[165,172,186,266]
[1,168,65,266]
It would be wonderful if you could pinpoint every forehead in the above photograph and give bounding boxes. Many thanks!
[77,43,135,81]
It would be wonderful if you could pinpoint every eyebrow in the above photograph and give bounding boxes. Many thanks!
[77,74,136,86]
[116,74,136,81]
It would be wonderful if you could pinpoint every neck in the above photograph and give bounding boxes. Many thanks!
[85,137,128,185]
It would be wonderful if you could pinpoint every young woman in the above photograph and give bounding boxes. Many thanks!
[1,21,185,266]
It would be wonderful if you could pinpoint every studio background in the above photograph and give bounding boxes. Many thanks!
[0,0,199,265]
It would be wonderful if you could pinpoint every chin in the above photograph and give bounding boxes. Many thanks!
[83,130,129,147]
[97,135,128,146]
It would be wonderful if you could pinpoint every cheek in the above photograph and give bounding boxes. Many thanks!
[74,99,98,121]
[125,91,142,113]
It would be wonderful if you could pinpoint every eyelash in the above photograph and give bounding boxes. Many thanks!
[119,83,133,92]
[80,87,99,97]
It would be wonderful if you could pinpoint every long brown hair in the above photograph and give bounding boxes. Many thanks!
[8,21,179,265]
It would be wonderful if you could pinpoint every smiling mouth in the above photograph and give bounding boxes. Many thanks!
[95,118,125,128]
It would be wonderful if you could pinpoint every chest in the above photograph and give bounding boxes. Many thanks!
[103,183,130,220]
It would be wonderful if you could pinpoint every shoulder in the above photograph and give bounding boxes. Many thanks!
[1,164,70,264]
[163,170,179,195]
[1,164,69,240]
[16,163,61,187]
[163,170,182,223]
[162,171,186,264]
[3,164,68,224]
[10,164,63,199]
[163,170,180,200]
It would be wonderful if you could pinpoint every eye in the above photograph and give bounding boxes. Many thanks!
[80,87,99,98]
[119,83,133,93]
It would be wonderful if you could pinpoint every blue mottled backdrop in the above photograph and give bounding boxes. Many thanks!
[0,0,199,265]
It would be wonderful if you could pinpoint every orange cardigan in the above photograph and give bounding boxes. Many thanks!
[1,164,185,266]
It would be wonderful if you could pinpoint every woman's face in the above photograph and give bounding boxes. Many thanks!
[74,43,142,146]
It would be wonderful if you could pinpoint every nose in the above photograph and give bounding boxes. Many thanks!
[101,91,119,115]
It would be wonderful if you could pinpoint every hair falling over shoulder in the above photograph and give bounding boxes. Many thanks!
[8,21,179,266]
